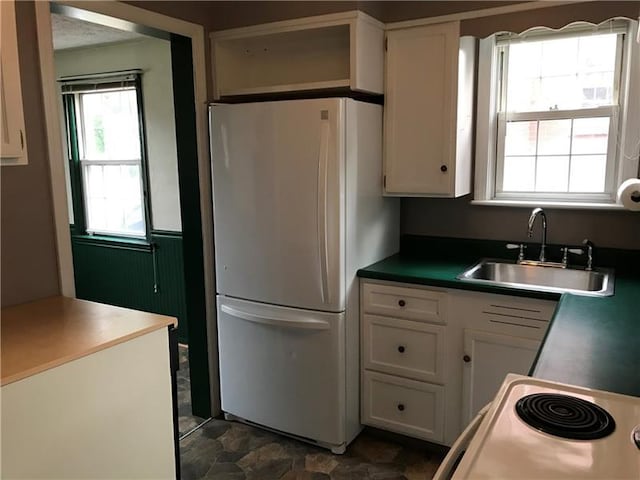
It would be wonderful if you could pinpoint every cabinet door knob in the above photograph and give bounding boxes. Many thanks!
[440,165,448,173]
[463,355,471,363]
[397,403,405,412]
[398,345,406,353]
[398,299,406,307]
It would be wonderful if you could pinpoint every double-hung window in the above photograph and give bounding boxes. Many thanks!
[62,71,149,238]
[475,20,640,207]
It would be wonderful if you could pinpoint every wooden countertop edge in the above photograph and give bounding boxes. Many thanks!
[1,306,176,387]
[0,296,178,387]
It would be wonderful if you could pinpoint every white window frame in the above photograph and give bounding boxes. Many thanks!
[474,19,640,209]
[68,83,149,239]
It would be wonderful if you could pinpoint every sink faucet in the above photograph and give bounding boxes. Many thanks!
[527,208,547,262]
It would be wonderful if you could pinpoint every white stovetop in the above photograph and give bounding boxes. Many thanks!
[453,374,640,480]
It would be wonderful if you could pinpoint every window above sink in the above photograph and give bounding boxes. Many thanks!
[474,19,640,210]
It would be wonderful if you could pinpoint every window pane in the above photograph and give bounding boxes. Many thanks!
[505,33,618,112]
[536,156,569,192]
[537,120,571,155]
[572,117,609,154]
[569,155,607,192]
[503,156,535,191]
[505,121,537,156]
[80,90,141,160]
[84,164,145,236]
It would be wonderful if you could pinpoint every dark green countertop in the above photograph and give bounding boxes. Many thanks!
[358,241,640,398]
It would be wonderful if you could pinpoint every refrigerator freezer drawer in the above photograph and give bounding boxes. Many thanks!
[217,296,346,445]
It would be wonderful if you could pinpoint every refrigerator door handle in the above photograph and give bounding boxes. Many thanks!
[221,304,330,331]
[317,118,330,304]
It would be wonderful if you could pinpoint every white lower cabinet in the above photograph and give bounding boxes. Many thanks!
[360,279,557,446]
[361,280,448,443]
[461,329,540,426]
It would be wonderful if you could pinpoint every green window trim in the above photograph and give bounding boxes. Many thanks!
[62,73,153,243]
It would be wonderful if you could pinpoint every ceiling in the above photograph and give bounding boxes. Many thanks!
[51,13,146,51]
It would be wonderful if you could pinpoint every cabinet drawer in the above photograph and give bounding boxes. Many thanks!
[363,315,445,383]
[362,282,447,324]
[362,371,444,442]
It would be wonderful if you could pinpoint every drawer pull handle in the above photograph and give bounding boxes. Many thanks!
[398,299,406,307]
[463,355,471,363]
[398,345,406,353]
[397,403,405,412]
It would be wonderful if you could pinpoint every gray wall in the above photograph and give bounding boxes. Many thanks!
[1,1,60,307]
[402,197,640,250]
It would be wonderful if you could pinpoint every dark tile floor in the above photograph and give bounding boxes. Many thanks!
[178,346,446,480]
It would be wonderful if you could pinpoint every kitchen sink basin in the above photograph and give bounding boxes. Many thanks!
[457,259,614,297]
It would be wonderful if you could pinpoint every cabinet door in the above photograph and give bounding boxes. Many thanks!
[461,329,539,426]
[383,22,458,195]
[0,0,27,165]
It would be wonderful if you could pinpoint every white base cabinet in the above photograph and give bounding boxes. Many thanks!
[360,279,557,446]
[1,328,176,479]
[361,280,449,444]
[454,290,556,428]
[461,329,540,426]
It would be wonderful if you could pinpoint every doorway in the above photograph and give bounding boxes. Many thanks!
[36,2,216,423]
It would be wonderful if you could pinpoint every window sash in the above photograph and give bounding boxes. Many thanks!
[495,106,619,200]
[81,161,147,238]
[492,27,625,203]
[75,88,140,162]
[496,31,625,113]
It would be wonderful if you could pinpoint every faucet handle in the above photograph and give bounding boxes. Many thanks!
[582,238,595,249]
[561,247,584,267]
[506,243,526,263]
[582,239,594,270]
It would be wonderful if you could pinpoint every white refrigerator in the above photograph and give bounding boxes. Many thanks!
[210,98,398,453]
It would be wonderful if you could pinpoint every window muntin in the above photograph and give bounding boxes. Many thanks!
[493,28,624,201]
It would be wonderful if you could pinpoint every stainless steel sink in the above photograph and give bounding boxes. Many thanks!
[457,259,614,297]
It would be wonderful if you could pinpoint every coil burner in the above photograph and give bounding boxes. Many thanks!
[515,393,616,440]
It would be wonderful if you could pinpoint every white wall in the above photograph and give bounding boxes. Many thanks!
[55,37,182,232]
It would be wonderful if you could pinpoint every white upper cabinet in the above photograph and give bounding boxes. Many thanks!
[211,11,384,98]
[383,21,475,197]
[1,0,27,165]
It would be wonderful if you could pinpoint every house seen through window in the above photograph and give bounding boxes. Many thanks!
[62,72,148,238]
